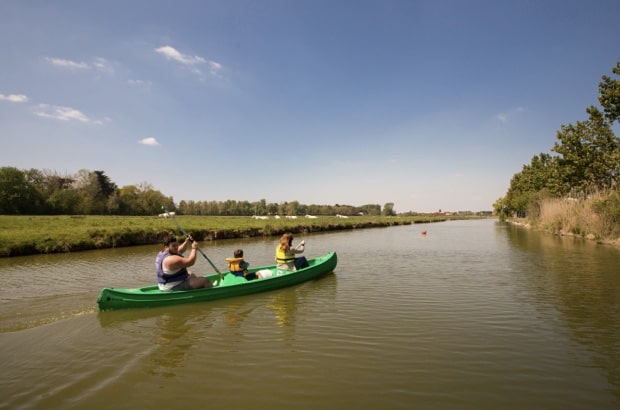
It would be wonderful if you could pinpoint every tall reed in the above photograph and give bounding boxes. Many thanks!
[536,191,619,240]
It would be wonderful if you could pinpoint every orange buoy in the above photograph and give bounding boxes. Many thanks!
[421,230,427,235]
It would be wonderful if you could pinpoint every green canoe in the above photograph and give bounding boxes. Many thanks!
[97,251,337,311]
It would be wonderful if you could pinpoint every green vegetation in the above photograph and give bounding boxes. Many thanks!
[535,192,620,241]
[494,61,620,242]
[0,214,476,257]
[0,166,401,217]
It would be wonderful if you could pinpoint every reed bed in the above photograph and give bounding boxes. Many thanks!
[536,191,620,241]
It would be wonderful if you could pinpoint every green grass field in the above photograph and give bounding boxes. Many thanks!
[0,214,466,257]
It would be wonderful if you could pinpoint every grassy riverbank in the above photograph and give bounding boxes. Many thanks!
[508,191,620,247]
[0,214,481,257]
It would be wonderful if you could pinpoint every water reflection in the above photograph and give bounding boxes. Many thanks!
[267,291,298,328]
[503,223,620,400]
[4,220,620,409]
[148,313,193,378]
[219,272,336,344]
[98,306,215,379]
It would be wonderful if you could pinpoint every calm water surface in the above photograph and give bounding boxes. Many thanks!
[1,219,619,409]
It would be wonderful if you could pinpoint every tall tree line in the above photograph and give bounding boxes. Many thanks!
[0,168,174,215]
[0,167,393,216]
[494,61,620,218]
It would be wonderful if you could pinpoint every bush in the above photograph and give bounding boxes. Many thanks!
[591,189,620,237]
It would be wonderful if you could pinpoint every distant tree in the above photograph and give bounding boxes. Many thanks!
[266,201,279,216]
[359,204,381,216]
[253,198,268,215]
[382,202,395,216]
[0,167,45,214]
[286,200,300,216]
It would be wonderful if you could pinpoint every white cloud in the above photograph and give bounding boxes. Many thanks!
[46,56,114,74]
[139,137,160,146]
[155,46,205,65]
[496,106,525,122]
[0,93,28,103]
[91,57,114,75]
[33,104,101,124]
[46,57,90,69]
[128,79,152,87]
[208,61,222,76]
[155,45,222,77]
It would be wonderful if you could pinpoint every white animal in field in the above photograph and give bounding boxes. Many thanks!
[336,214,348,218]
[285,215,297,219]
[252,215,268,220]
[158,211,175,218]
[305,214,317,219]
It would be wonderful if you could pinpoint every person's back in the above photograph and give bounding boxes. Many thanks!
[226,249,256,280]
[275,233,305,271]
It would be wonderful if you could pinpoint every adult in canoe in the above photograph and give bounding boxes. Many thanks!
[156,234,214,291]
[275,233,306,271]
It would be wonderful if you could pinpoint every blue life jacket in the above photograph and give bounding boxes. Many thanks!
[155,251,189,284]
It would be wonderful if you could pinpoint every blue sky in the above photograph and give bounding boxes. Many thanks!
[1,0,618,213]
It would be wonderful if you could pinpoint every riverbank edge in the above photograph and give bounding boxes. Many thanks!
[1,216,476,257]
[506,218,620,248]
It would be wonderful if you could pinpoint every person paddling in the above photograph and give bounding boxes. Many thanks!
[275,232,306,271]
[155,234,214,291]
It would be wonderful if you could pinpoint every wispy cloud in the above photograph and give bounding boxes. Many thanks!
[139,137,160,146]
[0,93,28,103]
[33,104,104,125]
[46,57,90,69]
[496,106,525,122]
[155,45,222,77]
[128,79,152,87]
[208,61,222,76]
[46,57,114,74]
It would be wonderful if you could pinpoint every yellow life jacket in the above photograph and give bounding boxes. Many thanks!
[226,257,245,272]
[275,247,295,264]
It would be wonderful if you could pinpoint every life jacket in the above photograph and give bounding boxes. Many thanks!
[275,246,295,264]
[155,251,189,284]
[226,257,249,277]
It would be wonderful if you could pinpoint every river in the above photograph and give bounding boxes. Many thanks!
[1,219,619,409]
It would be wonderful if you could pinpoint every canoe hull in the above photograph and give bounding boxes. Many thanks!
[97,251,337,311]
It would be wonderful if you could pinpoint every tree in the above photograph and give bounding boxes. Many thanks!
[553,106,619,194]
[72,170,118,214]
[598,61,620,124]
[286,201,300,216]
[119,183,173,215]
[496,61,620,217]
[0,167,45,214]
[382,202,395,216]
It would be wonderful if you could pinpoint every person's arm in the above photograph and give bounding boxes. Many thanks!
[177,235,192,253]
[295,240,305,253]
[164,241,198,271]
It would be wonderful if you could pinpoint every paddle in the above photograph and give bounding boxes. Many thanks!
[160,206,224,283]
